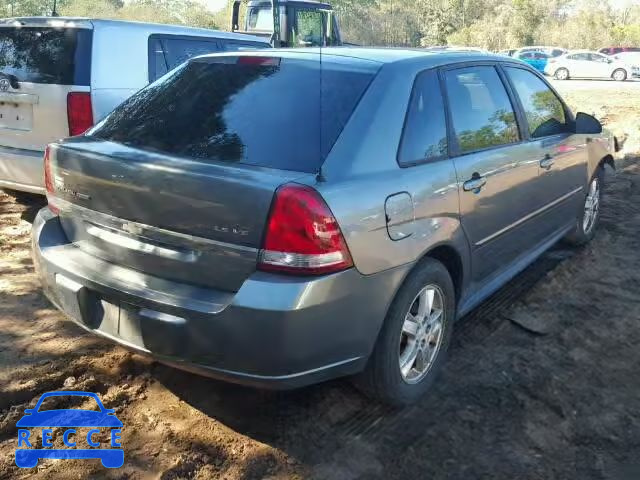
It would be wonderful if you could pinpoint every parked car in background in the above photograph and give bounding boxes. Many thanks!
[545,50,636,81]
[598,46,640,56]
[0,17,270,194]
[612,51,640,74]
[33,48,616,405]
[514,46,566,58]
[516,50,549,73]
[498,49,517,57]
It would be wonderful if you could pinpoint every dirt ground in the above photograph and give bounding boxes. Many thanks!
[1,81,639,480]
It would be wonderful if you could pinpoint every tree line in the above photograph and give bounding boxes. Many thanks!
[1,0,639,51]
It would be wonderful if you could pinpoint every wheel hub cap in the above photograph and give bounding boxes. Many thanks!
[583,177,600,234]
[398,285,445,384]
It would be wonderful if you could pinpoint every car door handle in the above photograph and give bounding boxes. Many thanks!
[540,154,554,170]
[463,174,487,192]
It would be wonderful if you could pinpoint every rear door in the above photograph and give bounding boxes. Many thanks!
[0,20,92,152]
[443,64,541,287]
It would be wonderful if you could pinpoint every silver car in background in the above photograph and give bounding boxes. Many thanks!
[0,17,270,194]
[545,50,637,81]
[33,49,616,405]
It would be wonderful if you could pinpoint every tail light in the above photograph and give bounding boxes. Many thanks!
[67,92,94,136]
[43,146,59,214]
[258,183,353,275]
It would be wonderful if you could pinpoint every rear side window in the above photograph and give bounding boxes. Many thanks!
[149,35,221,81]
[0,27,92,85]
[444,66,519,154]
[90,56,378,173]
[398,70,448,165]
[505,67,568,138]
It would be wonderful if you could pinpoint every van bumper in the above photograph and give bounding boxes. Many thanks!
[32,208,409,389]
[0,145,45,194]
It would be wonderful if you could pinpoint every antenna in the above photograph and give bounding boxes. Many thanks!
[52,0,59,17]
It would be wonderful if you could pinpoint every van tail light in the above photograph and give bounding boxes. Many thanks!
[258,183,353,275]
[43,146,59,214]
[67,92,93,136]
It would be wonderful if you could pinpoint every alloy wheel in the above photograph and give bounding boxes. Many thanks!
[583,177,600,234]
[398,285,445,384]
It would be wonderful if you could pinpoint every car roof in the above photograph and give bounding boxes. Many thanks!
[0,17,271,43]
[240,46,507,66]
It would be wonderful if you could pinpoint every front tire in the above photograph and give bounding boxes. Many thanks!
[357,258,455,406]
[612,69,627,81]
[565,167,604,246]
[554,67,569,80]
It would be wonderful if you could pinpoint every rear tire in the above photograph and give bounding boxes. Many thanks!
[356,258,455,406]
[612,69,627,81]
[564,167,604,246]
[554,68,569,80]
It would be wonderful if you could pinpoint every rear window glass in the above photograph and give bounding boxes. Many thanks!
[0,27,91,85]
[89,56,378,173]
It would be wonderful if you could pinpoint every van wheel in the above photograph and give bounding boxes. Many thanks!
[554,68,569,80]
[357,258,455,406]
[612,69,627,81]
[565,167,604,246]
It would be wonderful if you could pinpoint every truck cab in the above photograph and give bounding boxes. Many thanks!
[231,0,342,48]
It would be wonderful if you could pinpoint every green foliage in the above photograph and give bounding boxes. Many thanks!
[0,0,220,28]
[0,0,638,50]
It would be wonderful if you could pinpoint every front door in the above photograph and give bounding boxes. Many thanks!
[442,65,542,288]
[503,66,587,234]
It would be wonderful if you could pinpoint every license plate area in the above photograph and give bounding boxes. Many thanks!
[54,274,136,343]
[0,101,33,131]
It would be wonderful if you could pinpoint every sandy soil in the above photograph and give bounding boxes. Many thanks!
[0,84,639,480]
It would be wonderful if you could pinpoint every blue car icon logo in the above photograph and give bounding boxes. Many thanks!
[15,391,123,468]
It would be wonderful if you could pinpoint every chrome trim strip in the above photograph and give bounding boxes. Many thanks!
[54,196,259,254]
[476,186,583,247]
[86,225,199,263]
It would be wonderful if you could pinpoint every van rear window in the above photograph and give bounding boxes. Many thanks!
[88,55,378,173]
[0,27,92,85]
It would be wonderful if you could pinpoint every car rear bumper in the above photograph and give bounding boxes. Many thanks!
[33,208,410,389]
[0,145,45,194]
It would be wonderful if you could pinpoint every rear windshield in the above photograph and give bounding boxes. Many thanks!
[0,27,92,85]
[88,55,378,173]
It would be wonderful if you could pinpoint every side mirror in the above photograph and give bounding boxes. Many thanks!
[231,0,241,32]
[575,112,602,134]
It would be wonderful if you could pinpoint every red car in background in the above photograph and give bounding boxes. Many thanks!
[598,46,640,55]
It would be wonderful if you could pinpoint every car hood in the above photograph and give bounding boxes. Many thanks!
[16,410,123,427]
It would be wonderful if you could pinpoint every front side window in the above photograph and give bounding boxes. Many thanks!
[293,9,324,47]
[444,66,519,154]
[398,70,448,165]
[505,67,568,138]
